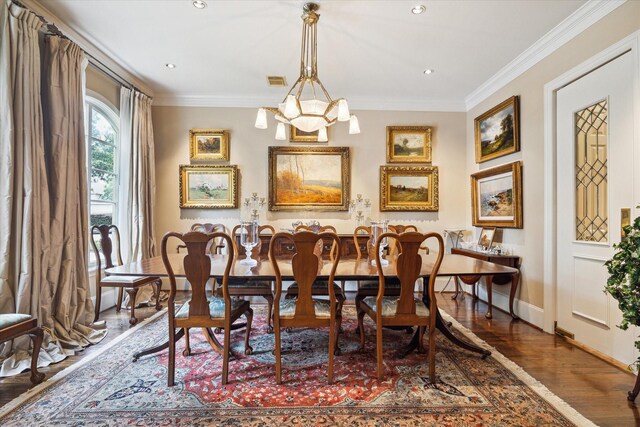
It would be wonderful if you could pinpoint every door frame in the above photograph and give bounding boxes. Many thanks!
[543,31,640,333]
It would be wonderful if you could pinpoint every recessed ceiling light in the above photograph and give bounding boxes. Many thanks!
[423,69,434,75]
[412,5,426,14]
[192,0,207,9]
[165,63,176,69]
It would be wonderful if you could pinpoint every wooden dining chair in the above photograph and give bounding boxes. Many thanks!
[0,314,45,384]
[285,224,346,310]
[270,230,342,384]
[177,223,227,255]
[357,231,444,382]
[228,224,275,333]
[161,230,253,387]
[91,225,162,325]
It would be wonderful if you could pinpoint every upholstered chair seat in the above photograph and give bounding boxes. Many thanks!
[362,296,430,317]
[279,298,332,319]
[175,297,250,319]
[0,313,33,330]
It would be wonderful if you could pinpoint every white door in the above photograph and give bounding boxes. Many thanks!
[556,51,637,365]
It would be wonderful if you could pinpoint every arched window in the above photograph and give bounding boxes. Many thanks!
[85,95,119,267]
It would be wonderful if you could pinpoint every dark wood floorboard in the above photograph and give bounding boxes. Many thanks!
[1,292,639,426]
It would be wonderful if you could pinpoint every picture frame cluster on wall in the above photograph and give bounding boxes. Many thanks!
[380,125,438,211]
[180,128,238,209]
[268,146,350,211]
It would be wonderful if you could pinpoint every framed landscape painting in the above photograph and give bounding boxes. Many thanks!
[179,165,238,209]
[268,146,350,211]
[386,126,432,163]
[474,96,519,163]
[189,129,229,161]
[471,161,522,228]
[289,125,328,143]
[380,165,439,211]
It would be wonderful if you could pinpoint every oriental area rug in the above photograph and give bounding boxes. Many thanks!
[0,306,595,426]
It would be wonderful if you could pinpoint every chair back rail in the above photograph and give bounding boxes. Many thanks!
[192,223,227,254]
[270,230,342,320]
[231,224,275,259]
[388,224,418,257]
[295,224,339,261]
[353,225,372,259]
[90,224,123,282]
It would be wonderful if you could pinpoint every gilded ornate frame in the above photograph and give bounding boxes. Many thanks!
[471,161,522,228]
[474,96,520,163]
[189,129,230,161]
[289,125,328,143]
[179,164,238,209]
[386,126,432,163]
[268,146,350,211]
[380,165,439,212]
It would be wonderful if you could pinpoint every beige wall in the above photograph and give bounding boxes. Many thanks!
[466,1,640,309]
[152,107,467,253]
[86,65,120,109]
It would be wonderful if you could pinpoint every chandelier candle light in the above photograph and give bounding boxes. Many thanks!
[254,2,360,138]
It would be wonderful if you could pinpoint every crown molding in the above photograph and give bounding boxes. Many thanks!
[464,0,626,111]
[152,94,467,112]
[25,0,154,96]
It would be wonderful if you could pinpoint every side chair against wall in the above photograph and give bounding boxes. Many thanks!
[358,231,444,382]
[270,230,342,384]
[228,224,276,333]
[90,225,162,325]
[161,231,253,387]
[285,225,346,312]
[0,314,45,384]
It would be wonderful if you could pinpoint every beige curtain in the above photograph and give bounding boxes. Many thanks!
[118,87,158,307]
[0,0,106,377]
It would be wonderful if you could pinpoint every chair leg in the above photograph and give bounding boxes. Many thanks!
[244,308,254,355]
[357,306,366,351]
[264,295,274,334]
[275,319,282,384]
[116,288,123,313]
[417,326,426,353]
[428,327,436,383]
[94,285,102,322]
[354,294,365,334]
[29,327,45,385]
[183,328,191,356]
[376,320,384,381]
[221,323,231,385]
[125,288,139,325]
[328,317,335,385]
[334,311,342,356]
[168,328,176,387]
[153,279,163,311]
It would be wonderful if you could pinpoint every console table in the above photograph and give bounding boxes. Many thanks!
[451,248,520,320]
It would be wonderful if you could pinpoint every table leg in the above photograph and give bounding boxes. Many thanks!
[628,370,640,401]
[133,327,185,362]
[509,272,520,319]
[485,275,493,319]
[451,276,460,299]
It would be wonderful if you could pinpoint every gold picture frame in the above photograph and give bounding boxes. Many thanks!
[474,96,520,163]
[386,126,432,163]
[268,146,350,211]
[189,129,229,161]
[471,161,522,228]
[478,227,497,248]
[289,125,329,143]
[179,164,238,209]
[380,165,439,212]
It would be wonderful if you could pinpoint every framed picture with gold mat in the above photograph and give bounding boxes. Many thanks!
[380,165,439,211]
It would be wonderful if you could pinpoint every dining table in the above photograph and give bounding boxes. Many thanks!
[107,252,519,361]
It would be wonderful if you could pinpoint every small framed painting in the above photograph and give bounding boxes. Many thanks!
[471,161,522,228]
[189,129,229,161]
[179,165,238,209]
[380,165,439,211]
[289,125,328,143]
[386,126,432,163]
[478,227,497,248]
[474,96,519,163]
[268,146,350,211]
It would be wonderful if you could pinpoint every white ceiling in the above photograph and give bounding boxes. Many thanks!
[38,0,586,110]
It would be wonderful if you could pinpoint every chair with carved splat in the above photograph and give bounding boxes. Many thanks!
[227,224,275,333]
[357,231,444,382]
[284,225,346,312]
[91,225,162,325]
[0,314,45,384]
[177,223,227,255]
[270,230,342,384]
[162,231,253,387]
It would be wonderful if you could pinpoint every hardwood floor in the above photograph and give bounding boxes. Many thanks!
[1,293,639,426]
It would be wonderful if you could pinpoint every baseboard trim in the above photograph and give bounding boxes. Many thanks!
[559,335,636,375]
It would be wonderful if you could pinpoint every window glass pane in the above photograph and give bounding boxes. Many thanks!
[90,202,114,227]
[90,171,116,202]
[91,109,116,144]
[91,139,115,173]
[575,100,608,242]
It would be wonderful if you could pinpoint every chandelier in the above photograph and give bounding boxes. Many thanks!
[254,2,360,140]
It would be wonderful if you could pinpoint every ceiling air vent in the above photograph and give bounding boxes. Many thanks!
[267,76,287,87]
